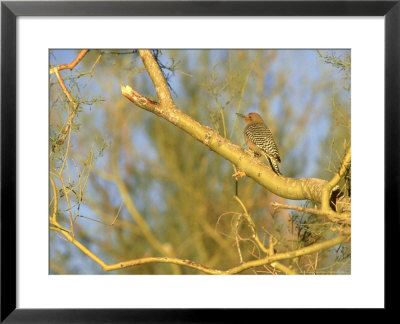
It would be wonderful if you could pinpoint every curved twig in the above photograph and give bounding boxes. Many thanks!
[321,147,351,211]
[50,219,346,274]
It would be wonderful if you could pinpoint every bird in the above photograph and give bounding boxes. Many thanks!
[236,112,281,175]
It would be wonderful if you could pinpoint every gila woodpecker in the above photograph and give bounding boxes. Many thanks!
[237,112,281,175]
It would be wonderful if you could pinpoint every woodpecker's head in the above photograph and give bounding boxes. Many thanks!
[236,112,264,125]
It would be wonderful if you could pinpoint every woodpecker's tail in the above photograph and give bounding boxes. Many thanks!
[265,155,281,175]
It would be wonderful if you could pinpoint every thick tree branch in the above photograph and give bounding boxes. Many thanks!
[138,50,174,106]
[121,82,328,204]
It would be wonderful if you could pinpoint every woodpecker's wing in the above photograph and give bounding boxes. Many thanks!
[266,155,281,175]
[245,123,281,162]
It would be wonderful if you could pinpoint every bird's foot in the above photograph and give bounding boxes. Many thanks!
[232,170,247,179]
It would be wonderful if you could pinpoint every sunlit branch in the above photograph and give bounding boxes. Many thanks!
[50,49,89,74]
[138,50,174,106]
[321,147,351,211]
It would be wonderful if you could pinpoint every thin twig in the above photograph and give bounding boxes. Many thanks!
[49,175,58,222]
[50,49,89,74]
[234,216,244,264]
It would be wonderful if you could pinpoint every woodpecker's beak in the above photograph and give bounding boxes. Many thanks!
[236,113,245,119]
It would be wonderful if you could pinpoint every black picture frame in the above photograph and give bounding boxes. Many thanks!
[1,0,398,321]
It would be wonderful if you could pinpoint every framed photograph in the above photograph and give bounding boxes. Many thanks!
[1,0,398,321]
